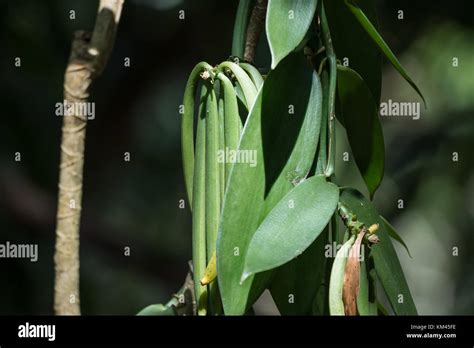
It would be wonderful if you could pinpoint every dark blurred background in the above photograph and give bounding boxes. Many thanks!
[0,0,472,314]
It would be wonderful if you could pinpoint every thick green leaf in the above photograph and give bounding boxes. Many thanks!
[242,176,338,280]
[337,66,384,199]
[357,259,370,315]
[381,216,412,258]
[357,254,377,315]
[324,0,381,105]
[217,53,322,315]
[344,0,426,107]
[270,229,328,315]
[329,235,355,315]
[339,188,417,315]
[136,304,175,316]
[266,0,317,69]
[377,300,389,316]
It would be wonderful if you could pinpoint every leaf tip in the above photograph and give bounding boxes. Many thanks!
[240,270,252,285]
[421,96,428,110]
[270,51,284,70]
[270,60,277,70]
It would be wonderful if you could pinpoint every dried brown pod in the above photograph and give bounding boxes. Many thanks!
[342,230,366,315]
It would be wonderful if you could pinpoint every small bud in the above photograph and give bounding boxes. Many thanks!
[368,223,379,234]
[200,70,210,80]
[368,234,380,245]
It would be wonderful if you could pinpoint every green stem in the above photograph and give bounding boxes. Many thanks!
[232,0,253,58]
[316,69,329,175]
[192,84,208,315]
[320,4,336,177]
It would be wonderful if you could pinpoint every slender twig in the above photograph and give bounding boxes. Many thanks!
[318,5,339,310]
[54,0,124,315]
[316,70,328,175]
[244,0,267,63]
